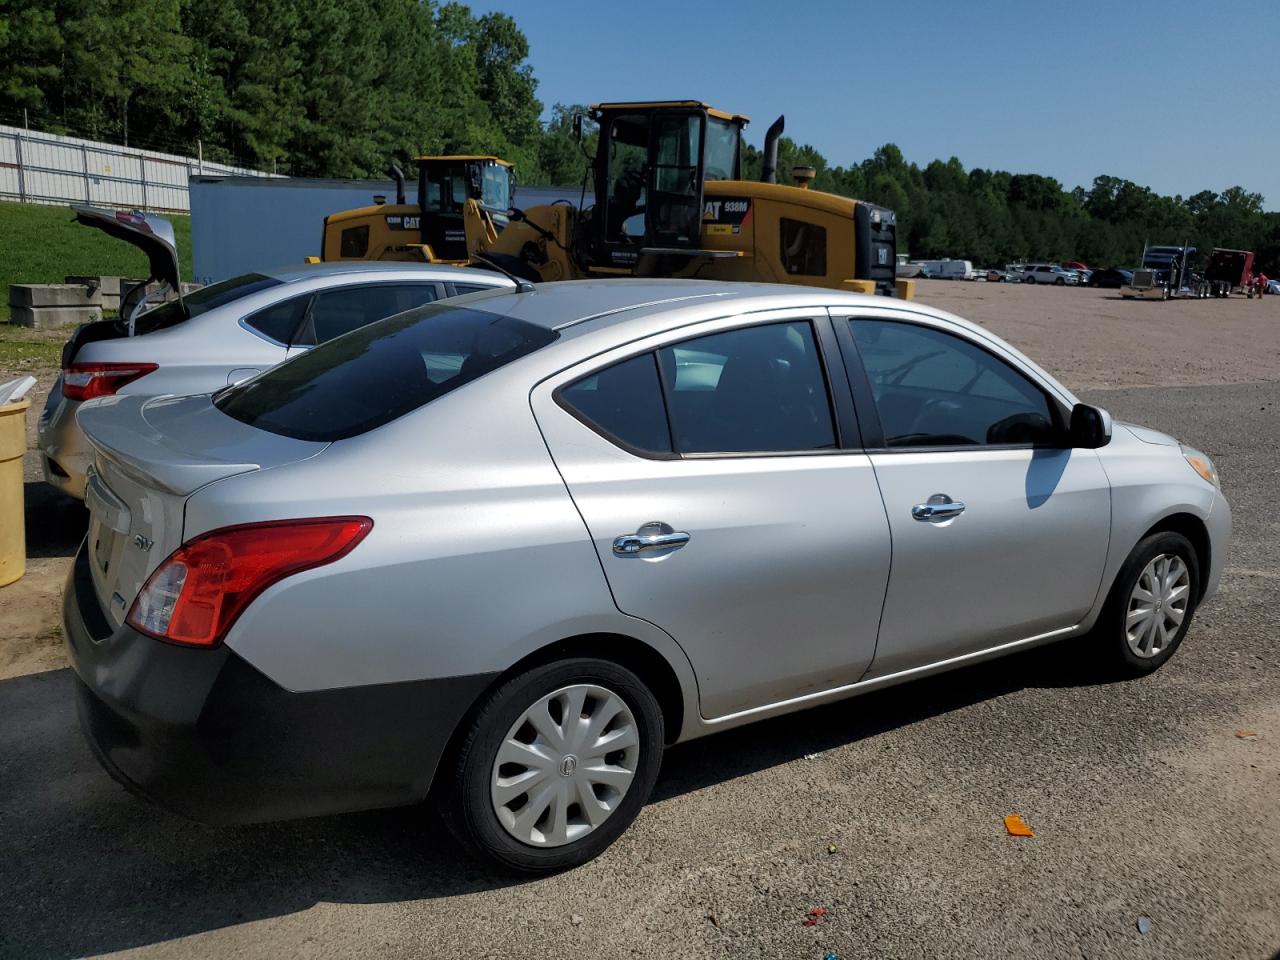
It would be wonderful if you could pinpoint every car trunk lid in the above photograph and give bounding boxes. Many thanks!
[77,394,327,627]
[71,205,182,307]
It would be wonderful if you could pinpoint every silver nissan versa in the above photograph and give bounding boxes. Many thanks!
[64,280,1230,872]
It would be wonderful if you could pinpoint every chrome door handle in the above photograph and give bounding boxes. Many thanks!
[613,521,691,556]
[911,495,966,522]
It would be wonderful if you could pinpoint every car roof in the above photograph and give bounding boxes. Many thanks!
[259,262,514,285]
[453,279,815,333]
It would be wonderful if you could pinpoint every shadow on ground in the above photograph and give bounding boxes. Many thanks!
[24,481,87,559]
[0,641,1110,959]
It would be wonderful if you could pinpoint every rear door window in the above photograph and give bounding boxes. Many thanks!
[295,283,442,346]
[558,354,672,454]
[660,321,835,454]
[242,295,309,345]
[215,303,557,441]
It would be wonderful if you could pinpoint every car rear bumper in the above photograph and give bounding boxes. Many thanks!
[37,386,89,499]
[63,543,496,824]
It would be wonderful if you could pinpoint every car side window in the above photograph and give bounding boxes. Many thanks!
[659,321,836,454]
[299,283,440,346]
[850,319,1058,447]
[243,295,310,345]
[558,353,672,454]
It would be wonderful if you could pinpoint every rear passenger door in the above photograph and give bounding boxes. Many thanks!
[532,309,892,721]
[287,282,443,353]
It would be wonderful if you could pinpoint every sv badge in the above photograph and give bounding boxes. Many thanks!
[133,534,154,551]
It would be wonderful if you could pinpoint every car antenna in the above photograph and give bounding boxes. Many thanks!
[472,253,536,294]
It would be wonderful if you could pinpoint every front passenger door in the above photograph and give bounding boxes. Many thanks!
[837,313,1111,677]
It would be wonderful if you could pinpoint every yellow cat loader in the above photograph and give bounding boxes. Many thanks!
[470,101,905,297]
[319,156,513,264]
[319,103,906,297]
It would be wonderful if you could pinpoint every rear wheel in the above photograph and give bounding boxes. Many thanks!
[1095,532,1200,676]
[1055,277,1066,286]
[442,658,664,873]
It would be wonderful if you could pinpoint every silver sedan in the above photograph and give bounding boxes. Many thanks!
[38,260,512,498]
[64,279,1230,872]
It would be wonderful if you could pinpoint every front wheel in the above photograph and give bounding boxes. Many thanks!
[1094,531,1200,677]
[441,658,665,873]
[1055,277,1066,286]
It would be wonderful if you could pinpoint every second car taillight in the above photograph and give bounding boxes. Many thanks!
[62,362,158,401]
[127,517,373,648]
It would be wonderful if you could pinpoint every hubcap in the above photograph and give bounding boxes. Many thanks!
[490,683,639,847]
[1126,553,1190,658]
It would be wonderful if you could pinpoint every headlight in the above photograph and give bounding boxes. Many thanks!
[1181,444,1219,488]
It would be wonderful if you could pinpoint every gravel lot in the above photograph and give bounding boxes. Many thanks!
[1,281,1277,959]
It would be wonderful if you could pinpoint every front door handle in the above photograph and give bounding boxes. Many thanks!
[613,521,691,556]
[911,494,966,522]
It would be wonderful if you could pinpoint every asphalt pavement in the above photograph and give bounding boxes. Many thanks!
[1,381,1277,960]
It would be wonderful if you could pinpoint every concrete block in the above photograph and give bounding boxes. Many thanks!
[64,276,147,297]
[9,305,103,329]
[9,284,103,308]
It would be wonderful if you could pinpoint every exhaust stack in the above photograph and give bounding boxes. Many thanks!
[386,165,407,205]
[761,115,785,184]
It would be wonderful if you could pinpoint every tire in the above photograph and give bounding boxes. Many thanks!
[441,658,665,873]
[1094,531,1200,677]
[1055,277,1066,286]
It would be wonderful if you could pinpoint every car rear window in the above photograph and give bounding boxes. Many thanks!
[214,303,557,441]
[133,273,283,334]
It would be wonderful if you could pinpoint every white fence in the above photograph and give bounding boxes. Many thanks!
[0,124,279,213]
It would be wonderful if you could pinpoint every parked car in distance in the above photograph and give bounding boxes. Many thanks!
[1088,268,1135,289]
[915,259,975,280]
[1022,264,1078,285]
[1267,279,1279,295]
[1004,264,1027,282]
[985,268,1007,282]
[1061,261,1090,273]
[37,208,513,499]
[65,279,1230,872]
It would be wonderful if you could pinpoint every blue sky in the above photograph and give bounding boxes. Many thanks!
[467,0,1279,207]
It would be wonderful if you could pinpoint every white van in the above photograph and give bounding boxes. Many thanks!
[918,259,974,280]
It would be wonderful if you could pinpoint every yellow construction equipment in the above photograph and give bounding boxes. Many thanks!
[320,156,513,264]
[321,102,906,297]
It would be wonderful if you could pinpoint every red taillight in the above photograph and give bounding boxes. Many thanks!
[62,361,158,401]
[126,517,373,648]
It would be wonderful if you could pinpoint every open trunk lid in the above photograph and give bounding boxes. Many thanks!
[71,205,182,301]
[77,394,326,628]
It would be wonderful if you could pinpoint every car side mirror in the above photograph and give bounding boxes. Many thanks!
[1069,403,1112,449]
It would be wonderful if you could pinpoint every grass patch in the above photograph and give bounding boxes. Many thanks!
[0,201,192,322]
[0,326,63,373]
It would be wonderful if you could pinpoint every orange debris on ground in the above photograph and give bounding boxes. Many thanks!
[1004,814,1035,837]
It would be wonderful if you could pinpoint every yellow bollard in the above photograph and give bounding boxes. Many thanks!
[0,398,30,587]
[896,278,917,300]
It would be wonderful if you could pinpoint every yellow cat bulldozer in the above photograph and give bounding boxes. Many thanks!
[319,155,513,264]
[320,102,908,298]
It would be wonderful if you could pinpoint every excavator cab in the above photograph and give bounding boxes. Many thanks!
[587,102,747,270]
[416,156,512,261]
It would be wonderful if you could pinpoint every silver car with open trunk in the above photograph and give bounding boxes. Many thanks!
[64,279,1230,872]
